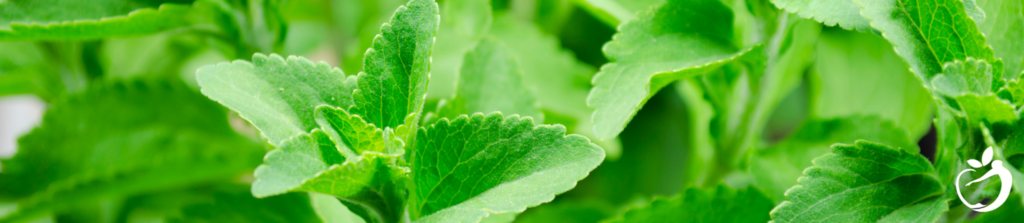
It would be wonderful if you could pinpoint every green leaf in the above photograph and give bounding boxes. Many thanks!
[487,14,620,158]
[436,38,542,121]
[931,58,998,96]
[428,0,492,99]
[170,185,322,223]
[575,0,665,26]
[0,80,263,222]
[954,94,1018,125]
[853,0,1001,81]
[770,140,945,222]
[252,131,407,223]
[196,54,356,146]
[606,186,773,223]
[351,0,439,137]
[0,41,61,100]
[750,116,920,202]
[309,193,367,223]
[588,0,760,140]
[0,0,202,40]
[409,113,605,222]
[977,0,1024,80]
[810,26,933,138]
[770,0,870,31]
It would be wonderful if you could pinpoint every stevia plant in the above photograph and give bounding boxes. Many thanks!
[1,0,1024,222]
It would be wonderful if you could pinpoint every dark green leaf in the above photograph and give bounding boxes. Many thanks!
[0,80,263,222]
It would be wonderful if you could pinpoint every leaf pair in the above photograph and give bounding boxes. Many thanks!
[195,0,605,222]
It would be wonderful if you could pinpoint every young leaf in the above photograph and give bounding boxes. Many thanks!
[488,14,621,158]
[770,140,945,222]
[0,0,201,40]
[436,38,542,121]
[810,28,933,138]
[976,0,1024,79]
[0,80,263,222]
[750,116,920,202]
[606,186,773,222]
[196,54,356,146]
[853,0,1002,81]
[770,0,870,31]
[409,113,605,222]
[587,0,760,140]
[351,0,439,136]
[252,132,407,223]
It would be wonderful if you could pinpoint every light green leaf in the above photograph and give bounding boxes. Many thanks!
[770,140,945,222]
[977,0,1024,80]
[428,0,492,99]
[0,0,202,40]
[0,80,263,222]
[606,186,773,223]
[998,78,1024,108]
[294,153,408,223]
[575,0,665,26]
[751,116,920,202]
[810,25,933,138]
[443,0,491,39]
[196,54,356,146]
[954,94,1018,125]
[310,193,366,223]
[770,0,870,30]
[853,0,1001,81]
[436,38,541,121]
[409,113,605,222]
[931,58,997,96]
[0,42,61,100]
[252,132,407,223]
[588,0,760,140]
[315,106,394,157]
[487,14,621,158]
[351,0,439,136]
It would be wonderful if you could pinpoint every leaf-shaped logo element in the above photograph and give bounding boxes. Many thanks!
[967,159,983,168]
[982,147,994,166]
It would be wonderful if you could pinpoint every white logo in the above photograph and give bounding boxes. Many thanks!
[955,147,1013,212]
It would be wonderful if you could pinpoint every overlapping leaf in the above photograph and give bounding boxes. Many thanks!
[351,0,439,138]
[977,0,1024,80]
[575,0,664,26]
[810,27,933,137]
[409,113,604,222]
[770,141,945,222]
[196,54,356,146]
[588,0,759,140]
[0,80,263,222]
[770,0,869,30]
[607,186,773,222]
[0,0,203,40]
[436,38,541,121]
[750,116,919,202]
[853,0,1002,81]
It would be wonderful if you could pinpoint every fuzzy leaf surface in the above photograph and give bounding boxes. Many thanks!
[770,141,945,222]
[409,113,605,222]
